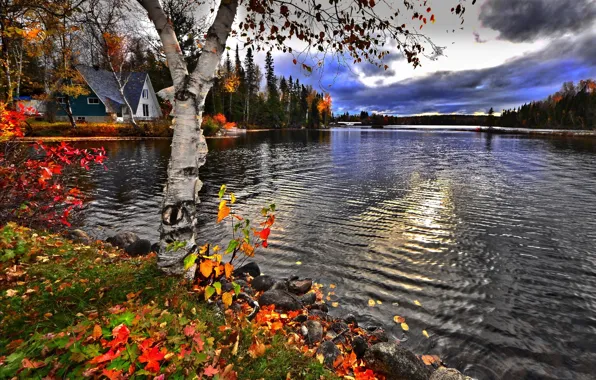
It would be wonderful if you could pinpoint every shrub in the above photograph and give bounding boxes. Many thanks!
[202,113,236,136]
[201,115,220,137]
[0,103,106,229]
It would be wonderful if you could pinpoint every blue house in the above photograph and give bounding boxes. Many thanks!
[56,65,162,123]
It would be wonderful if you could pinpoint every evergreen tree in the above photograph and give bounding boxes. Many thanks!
[243,47,256,124]
[264,51,282,127]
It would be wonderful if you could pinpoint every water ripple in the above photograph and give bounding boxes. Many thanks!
[76,130,596,379]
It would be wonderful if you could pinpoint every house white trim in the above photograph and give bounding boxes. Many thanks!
[133,76,162,120]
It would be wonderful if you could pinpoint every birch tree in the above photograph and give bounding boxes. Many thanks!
[137,0,472,274]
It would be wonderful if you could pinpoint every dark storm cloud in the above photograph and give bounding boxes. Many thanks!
[327,32,596,115]
[479,0,596,42]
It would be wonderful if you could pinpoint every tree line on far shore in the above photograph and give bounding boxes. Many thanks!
[500,79,596,130]
[200,49,332,129]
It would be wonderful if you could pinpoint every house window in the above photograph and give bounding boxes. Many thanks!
[142,104,149,117]
[77,116,86,122]
[142,89,148,99]
[57,97,66,104]
[87,97,100,105]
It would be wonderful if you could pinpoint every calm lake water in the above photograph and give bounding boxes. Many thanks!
[76,129,596,380]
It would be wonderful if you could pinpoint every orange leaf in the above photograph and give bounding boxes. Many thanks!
[92,324,102,340]
[224,263,233,278]
[393,315,405,324]
[421,355,440,365]
[200,260,216,278]
[21,358,45,369]
[248,341,266,358]
[241,242,255,257]
[222,292,233,307]
[217,206,231,223]
[102,369,123,380]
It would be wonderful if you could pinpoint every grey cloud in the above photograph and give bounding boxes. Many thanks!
[479,0,596,42]
[330,31,596,115]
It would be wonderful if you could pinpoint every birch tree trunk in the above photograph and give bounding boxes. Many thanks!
[139,0,238,274]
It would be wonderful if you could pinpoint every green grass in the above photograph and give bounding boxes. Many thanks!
[0,224,337,379]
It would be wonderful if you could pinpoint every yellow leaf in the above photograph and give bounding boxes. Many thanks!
[376,300,382,305]
[5,289,18,297]
[316,353,325,364]
[231,334,239,355]
[222,292,233,307]
[219,200,227,210]
[230,193,237,204]
[393,315,405,324]
[414,300,422,307]
[423,330,430,338]
[329,284,336,289]
[368,299,376,307]
[295,261,302,265]
[401,322,409,331]
[331,302,339,308]
[200,260,215,278]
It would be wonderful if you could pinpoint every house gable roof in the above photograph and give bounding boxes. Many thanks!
[76,65,148,114]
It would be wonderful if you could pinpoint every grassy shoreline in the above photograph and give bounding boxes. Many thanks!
[0,223,337,379]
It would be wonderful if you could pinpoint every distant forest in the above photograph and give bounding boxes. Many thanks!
[500,80,596,130]
[335,79,596,130]
[334,112,496,127]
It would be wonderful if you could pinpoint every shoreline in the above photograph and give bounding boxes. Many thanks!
[15,126,596,142]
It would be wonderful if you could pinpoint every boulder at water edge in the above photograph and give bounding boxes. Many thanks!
[106,232,139,249]
[288,278,313,294]
[233,262,261,278]
[302,320,323,345]
[125,239,152,256]
[251,275,276,292]
[364,342,431,380]
[258,289,302,311]
[316,341,341,369]
[67,229,92,244]
[430,368,472,380]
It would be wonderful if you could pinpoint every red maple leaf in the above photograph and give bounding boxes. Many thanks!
[258,228,270,240]
[183,324,195,337]
[138,346,165,373]
[89,348,123,364]
[193,334,205,352]
[204,365,219,377]
[102,368,122,380]
[106,324,130,349]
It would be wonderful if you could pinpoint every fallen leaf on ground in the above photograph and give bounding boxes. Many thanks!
[401,322,409,331]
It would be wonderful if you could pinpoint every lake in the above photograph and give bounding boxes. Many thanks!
[76,129,596,380]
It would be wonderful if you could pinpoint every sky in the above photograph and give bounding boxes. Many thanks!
[239,0,596,116]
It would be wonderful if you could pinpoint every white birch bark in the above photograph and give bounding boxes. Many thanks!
[138,0,238,274]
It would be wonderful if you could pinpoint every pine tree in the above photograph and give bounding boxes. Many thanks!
[243,47,256,124]
[264,51,282,127]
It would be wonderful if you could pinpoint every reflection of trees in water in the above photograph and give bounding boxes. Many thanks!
[545,136,596,153]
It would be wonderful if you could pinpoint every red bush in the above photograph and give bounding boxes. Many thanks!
[0,103,106,229]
